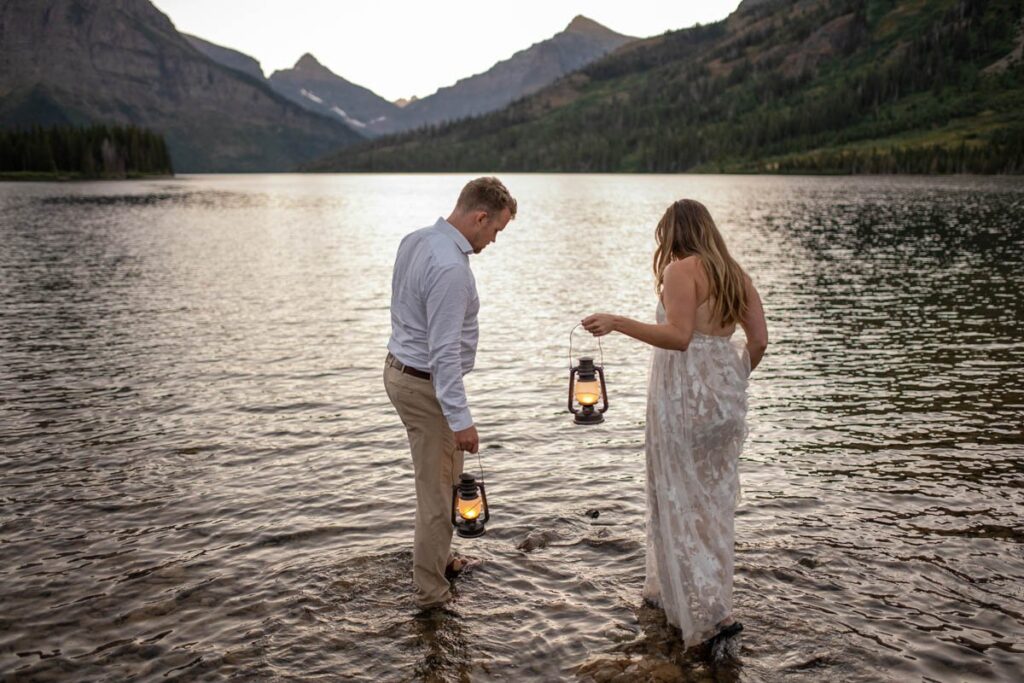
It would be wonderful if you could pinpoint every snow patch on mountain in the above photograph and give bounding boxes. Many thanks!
[301,89,324,104]
[332,106,366,128]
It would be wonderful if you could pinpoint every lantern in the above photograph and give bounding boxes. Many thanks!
[568,356,609,425]
[451,472,489,538]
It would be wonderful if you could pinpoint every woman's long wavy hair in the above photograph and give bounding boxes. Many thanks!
[653,199,747,326]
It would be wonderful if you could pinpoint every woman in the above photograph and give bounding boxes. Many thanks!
[582,199,768,649]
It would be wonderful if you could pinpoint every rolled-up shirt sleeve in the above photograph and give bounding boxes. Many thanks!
[424,264,473,431]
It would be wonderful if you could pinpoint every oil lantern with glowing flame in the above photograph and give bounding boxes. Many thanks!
[568,356,609,425]
[451,472,489,538]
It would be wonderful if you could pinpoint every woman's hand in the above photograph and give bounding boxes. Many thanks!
[582,313,617,337]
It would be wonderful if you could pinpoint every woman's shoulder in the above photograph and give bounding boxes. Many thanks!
[664,256,710,302]
[665,255,703,276]
[664,255,708,286]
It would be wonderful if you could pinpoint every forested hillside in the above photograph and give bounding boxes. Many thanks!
[307,0,1024,174]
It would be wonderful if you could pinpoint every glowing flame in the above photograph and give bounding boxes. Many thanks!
[457,497,483,521]
[575,379,600,406]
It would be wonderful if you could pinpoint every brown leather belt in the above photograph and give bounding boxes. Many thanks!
[386,352,431,380]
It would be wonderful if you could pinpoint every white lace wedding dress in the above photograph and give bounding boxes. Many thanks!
[642,301,750,646]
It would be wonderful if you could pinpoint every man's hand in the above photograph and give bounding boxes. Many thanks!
[454,425,479,454]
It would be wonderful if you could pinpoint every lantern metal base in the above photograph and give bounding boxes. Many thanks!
[455,523,486,539]
[574,410,604,425]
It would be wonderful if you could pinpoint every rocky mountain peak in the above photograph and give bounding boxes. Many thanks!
[293,53,331,76]
[736,0,781,15]
[564,15,619,38]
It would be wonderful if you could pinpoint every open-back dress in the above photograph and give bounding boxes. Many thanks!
[642,299,750,645]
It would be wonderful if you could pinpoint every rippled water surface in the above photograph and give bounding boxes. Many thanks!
[1,174,1022,681]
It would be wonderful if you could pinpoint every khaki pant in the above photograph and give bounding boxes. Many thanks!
[383,357,465,608]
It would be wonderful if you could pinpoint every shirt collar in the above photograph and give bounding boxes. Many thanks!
[434,217,474,255]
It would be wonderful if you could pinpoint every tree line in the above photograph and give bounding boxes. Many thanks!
[0,124,173,178]
[771,130,1024,174]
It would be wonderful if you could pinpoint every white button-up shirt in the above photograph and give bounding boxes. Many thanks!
[387,217,479,431]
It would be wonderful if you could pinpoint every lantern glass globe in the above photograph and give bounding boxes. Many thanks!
[575,379,601,406]
[457,496,483,521]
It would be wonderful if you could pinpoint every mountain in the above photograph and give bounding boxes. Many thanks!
[268,54,404,134]
[170,14,635,141]
[0,0,364,172]
[183,33,265,82]
[308,0,1024,174]
[389,15,635,134]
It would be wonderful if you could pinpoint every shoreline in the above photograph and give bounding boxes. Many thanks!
[0,171,175,182]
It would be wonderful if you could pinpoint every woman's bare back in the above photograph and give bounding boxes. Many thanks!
[694,297,737,337]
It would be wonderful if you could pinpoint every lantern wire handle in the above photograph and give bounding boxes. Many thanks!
[568,323,604,369]
[460,450,485,485]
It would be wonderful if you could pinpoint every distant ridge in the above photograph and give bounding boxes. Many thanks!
[372,15,636,134]
[183,33,265,82]
[268,54,404,134]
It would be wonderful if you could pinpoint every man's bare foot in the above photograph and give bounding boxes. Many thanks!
[445,555,480,579]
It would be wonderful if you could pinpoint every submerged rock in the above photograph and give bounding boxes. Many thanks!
[515,529,561,553]
[780,652,835,671]
[576,654,684,682]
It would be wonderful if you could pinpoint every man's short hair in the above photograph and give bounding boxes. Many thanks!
[456,176,517,218]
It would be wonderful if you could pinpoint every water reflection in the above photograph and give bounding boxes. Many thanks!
[1,174,1022,681]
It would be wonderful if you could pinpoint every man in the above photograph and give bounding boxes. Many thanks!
[383,177,517,610]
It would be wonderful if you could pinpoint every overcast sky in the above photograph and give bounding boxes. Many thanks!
[151,1,744,101]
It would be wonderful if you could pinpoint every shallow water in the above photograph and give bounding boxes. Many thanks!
[1,174,1022,681]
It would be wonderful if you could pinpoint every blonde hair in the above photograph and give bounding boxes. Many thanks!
[456,176,517,218]
[653,199,747,326]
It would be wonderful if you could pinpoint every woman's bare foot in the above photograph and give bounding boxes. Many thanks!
[713,620,744,640]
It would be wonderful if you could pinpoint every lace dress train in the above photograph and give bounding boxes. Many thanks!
[642,304,750,646]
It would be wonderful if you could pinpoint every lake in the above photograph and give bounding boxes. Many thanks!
[1,174,1022,681]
